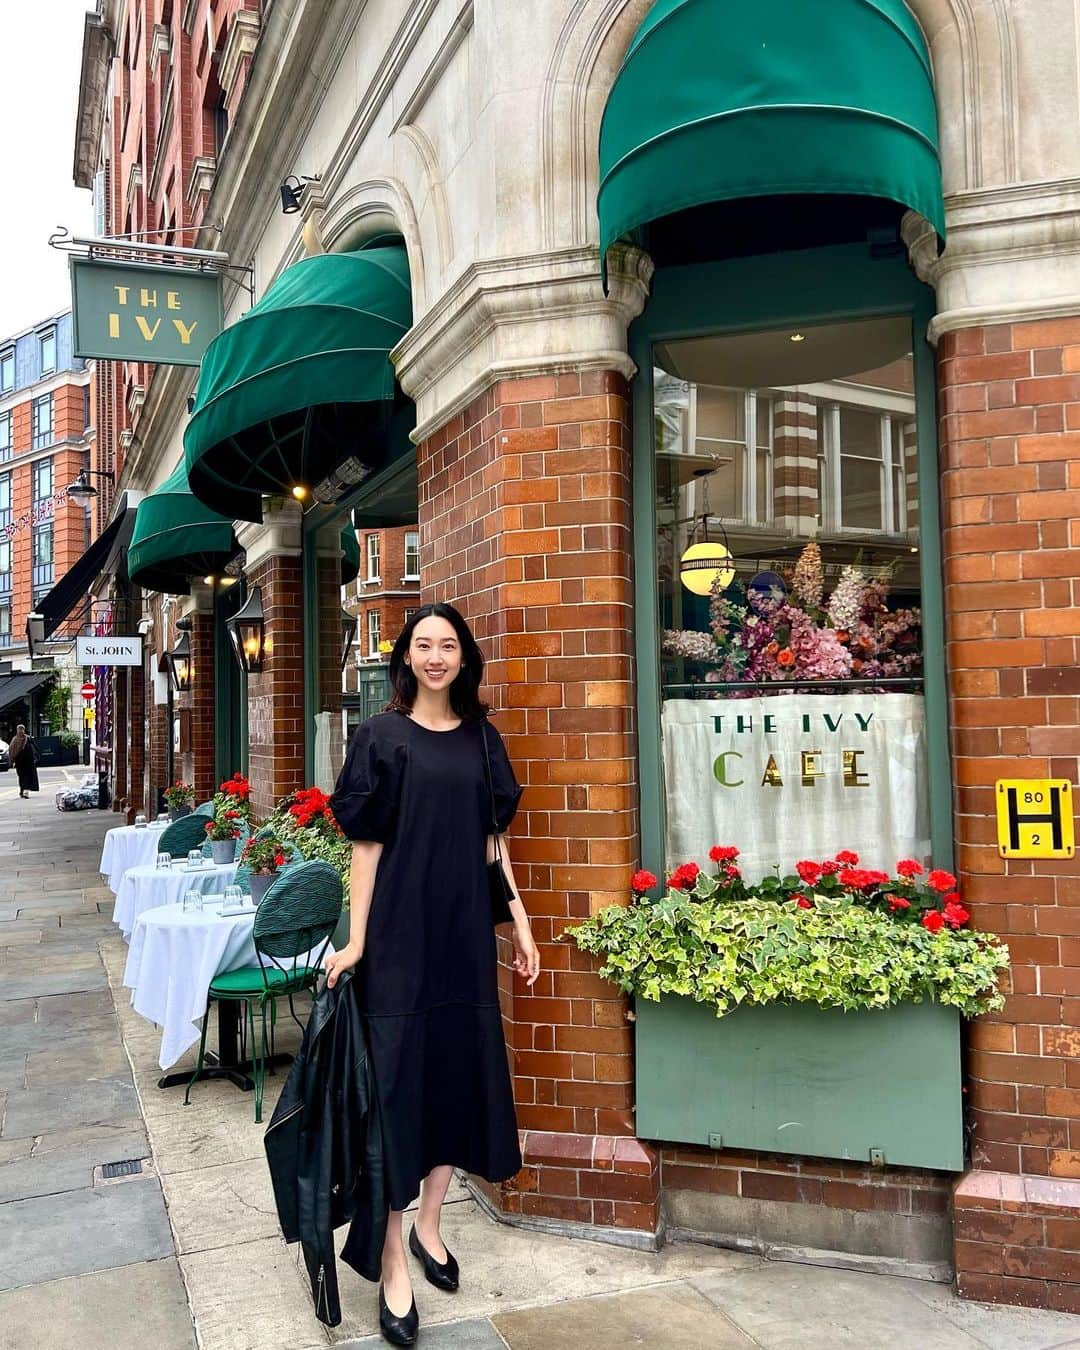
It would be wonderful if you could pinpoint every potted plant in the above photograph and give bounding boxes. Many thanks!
[204,803,245,864]
[163,781,195,820]
[240,833,290,905]
[562,850,1010,1171]
[270,786,351,945]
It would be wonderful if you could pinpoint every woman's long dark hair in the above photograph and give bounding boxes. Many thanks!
[385,602,490,721]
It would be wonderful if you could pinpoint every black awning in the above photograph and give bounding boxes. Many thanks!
[38,506,136,640]
[0,671,53,712]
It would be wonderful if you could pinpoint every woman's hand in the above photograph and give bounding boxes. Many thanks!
[511,919,541,986]
[324,941,363,989]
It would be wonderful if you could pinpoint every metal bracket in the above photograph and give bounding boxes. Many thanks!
[47,225,255,303]
[708,1132,724,1150]
[869,1148,886,1167]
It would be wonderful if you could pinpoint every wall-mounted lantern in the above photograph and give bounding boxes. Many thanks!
[225,585,265,673]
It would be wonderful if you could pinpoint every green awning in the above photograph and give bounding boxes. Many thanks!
[598,0,945,267]
[128,460,237,595]
[340,523,360,585]
[184,245,413,523]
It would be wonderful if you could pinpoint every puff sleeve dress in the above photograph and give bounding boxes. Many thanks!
[329,709,524,1213]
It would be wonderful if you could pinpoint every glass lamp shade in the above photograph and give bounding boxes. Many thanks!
[167,631,192,691]
[679,541,735,596]
[226,585,265,673]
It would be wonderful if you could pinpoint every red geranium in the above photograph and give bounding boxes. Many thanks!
[630,869,657,895]
[219,772,251,801]
[709,845,739,863]
[927,869,957,893]
[796,860,822,885]
[922,910,945,933]
[896,859,924,879]
[668,862,700,891]
[887,895,911,912]
[835,850,860,866]
[942,901,970,929]
[819,859,840,876]
[795,896,813,909]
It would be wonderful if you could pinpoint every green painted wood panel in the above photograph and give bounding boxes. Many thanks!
[636,996,963,1172]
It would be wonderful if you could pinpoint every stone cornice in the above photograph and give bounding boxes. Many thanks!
[73,9,114,189]
[219,9,262,99]
[392,244,653,444]
[236,499,304,568]
[905,181,1080,341]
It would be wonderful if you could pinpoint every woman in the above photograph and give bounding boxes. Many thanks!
[326,602,540,1346]
[10,725,38,798]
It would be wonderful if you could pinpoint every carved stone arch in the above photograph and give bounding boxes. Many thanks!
[316,177,429,316]
[539,0,1019,255]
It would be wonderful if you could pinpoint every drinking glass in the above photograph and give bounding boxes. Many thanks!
[182,888,203,913]
[134,813,147,828]
[155,852,172,870]
[156,811,169,823]
[187,849,203,869]
[223,885,243,906]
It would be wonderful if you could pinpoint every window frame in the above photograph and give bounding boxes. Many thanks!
[403,530,420,580]
[0,410,10,462]
[39,329,56,375]
[366,532,381,582]
[367,608,381,657]
[0,349,12,395]
[0,472,11,521]
[31,393,53,450]
[0,601,11,646]
[629,244,951,883]
[32,457,53,504]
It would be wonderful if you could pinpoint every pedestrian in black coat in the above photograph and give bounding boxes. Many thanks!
[10,726,38,797]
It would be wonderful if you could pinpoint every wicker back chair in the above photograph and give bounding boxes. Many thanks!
[158,813,213,858]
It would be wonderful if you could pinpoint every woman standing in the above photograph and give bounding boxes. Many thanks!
[10,725,39,798]
[326,603,540,1346]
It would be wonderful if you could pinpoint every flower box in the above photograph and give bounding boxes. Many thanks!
[634,994,964,1171]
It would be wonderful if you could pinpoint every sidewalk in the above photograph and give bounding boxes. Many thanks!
[3,775,1080,1350]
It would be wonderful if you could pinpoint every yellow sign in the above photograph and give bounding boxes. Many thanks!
[83,707,95,728]
[996,779,1074,859]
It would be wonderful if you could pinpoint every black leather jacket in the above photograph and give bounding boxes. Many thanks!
[264,970,388,1327]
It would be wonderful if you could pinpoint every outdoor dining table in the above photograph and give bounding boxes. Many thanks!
[99,820,169,893]
[112,859,239,939]
[123,897,333,1090]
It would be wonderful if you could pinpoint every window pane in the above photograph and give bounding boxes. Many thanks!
[840,453,882,530]
[40,332,55,373]
[0,352,12,393]
[0,413,10,461]
[0,476,10,513]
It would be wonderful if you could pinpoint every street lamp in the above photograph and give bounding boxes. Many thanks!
[225,586,265,673]
[25,612,45,656]
[166,620,193,692]
[67,468,115,500]
[340,606,357,670]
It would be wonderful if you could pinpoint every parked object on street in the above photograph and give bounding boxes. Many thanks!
[56,776,105,811]
[0,737,10,771]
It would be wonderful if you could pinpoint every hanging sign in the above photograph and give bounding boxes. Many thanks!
[662,692,930,879]
[70,257,223,366]
[996,780,1074,859]
[76,635,143,666]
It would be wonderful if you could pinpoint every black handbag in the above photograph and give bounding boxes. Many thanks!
[481,719,516,926]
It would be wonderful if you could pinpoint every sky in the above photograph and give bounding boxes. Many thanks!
[0,1,96,339]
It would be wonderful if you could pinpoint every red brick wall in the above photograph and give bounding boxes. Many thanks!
[246,556,304,821]
[417,371,657,1231]
[938,317,1080,1307]
[178,612,217,804]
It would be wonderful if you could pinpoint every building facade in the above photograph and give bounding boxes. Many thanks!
[342,523,421,731]
[0,310,94,739]
[74,0,1080,1313]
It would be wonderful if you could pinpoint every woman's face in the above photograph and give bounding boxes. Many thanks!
[407,616,463,695]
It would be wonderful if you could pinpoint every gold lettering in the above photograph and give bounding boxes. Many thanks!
[108,314,120,339]
[140,288,158,308]
[113,286,129,305]
[135,316,162,341]
[761,754,783,788]
[800,750,823,788]
[712,750,744,788]
[843,749,870,788]
[167,291,182,310]
[171,318,198,345]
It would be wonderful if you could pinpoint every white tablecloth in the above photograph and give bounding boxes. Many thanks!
[112,860,238,939]
[123,899,333,1069]
[99,822,169,893]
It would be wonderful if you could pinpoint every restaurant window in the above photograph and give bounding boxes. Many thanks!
[0,473,10,523]
[32,457,53,503]
[0,411,10,463]
[404,607,417,626]
[366,532,380,581]
[0,539,10,593]
[39,330,56,375]
[367,608,381,658]
[32,522,54,588]
[0,603,10,648]
[404,530,420,580]
[0,350,12,394]
[31,394,53,450]
[654,317,927,880]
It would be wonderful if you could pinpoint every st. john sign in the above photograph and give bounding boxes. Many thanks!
[70,258,223,366]
[661,692,930,879]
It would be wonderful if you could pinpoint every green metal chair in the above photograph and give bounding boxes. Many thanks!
[194,800,215,816]
[184,860,342,1121]
[158,813,215,858]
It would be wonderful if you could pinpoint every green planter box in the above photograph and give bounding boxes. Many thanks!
[635,996,964,1172]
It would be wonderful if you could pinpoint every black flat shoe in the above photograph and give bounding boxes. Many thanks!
[409,1222,459,1291]
[378,1282,418,1345]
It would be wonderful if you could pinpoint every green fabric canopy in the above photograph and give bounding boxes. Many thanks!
[128,460,237,595]
[597,0,945,266]
[340,523,360,585]
[184,245,413,523]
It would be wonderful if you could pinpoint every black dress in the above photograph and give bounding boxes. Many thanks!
[14,739,39,793]
[329,709,524,1212]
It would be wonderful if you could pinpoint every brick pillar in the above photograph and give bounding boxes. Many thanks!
[113,668,128,814]
[418,371,660,1235]
[939,317,1080,1313]
[315,548,344,784]
[238,503,306,821]
[176,589,218,805]
[129,661,146,822]
[772,394,819,532]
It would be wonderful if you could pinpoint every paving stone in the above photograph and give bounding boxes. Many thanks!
[336,1318,507,1349]
[24,1033,130,1086]
[0,1176,174,1290]
[162,1156,282,1253]
[0,963,107,1001]
[491,1283,754,1350]
[0,1258,196,1350]
[0,1054,26,1091]
[0,1130,148,1202]
[179,1236,324,1350]
[906,1274,1080,1350]
[2,1076,140,1138]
